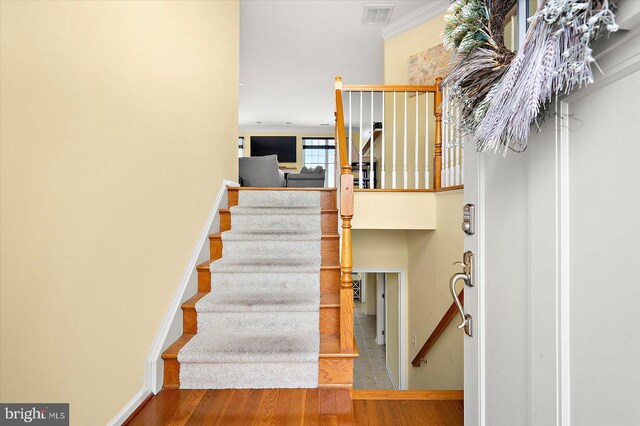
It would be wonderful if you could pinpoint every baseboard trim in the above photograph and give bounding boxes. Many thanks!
[108,387,153,425]
[350,390,464,400]
[143,179,239,393]
[386,363,397,390]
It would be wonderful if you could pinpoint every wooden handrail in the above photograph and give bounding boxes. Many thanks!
[335,76,354,352]
[343,84,438,92]
[335,78,350,174]
[411,289,463,367]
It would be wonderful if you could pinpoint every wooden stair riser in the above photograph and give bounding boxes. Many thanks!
[320,308,339,334]
[163,359,180,389]
[208,234,339,264]
[319,358,353,387]
[321,268,340,293]
[228,188,336,210]
[183,308,197,334]
[161,334,194,389]
[197,262,213,293]
[167,356,353,390]
[219,209,338,234]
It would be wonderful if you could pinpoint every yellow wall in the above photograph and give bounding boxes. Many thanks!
[0,1,239,424]
[351,190,464,390]
[384,15,447,85]
[353,191,436,230]
[407,190,464,389]
[376,15,446,189]
[353,230,408,271]
[364,273,377,316]
[240,131,334,172]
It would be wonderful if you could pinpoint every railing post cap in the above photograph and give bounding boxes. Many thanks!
[335,76,343,90]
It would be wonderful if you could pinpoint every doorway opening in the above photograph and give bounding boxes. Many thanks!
[352,271,405,390]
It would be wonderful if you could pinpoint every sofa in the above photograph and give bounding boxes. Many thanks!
[238,155,286,187]
[286,166,325,188]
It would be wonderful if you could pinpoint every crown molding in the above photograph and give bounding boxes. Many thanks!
[239,125,336,134]
[380,1,449,41]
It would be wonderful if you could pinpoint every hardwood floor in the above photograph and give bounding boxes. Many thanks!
[126,388,463,425]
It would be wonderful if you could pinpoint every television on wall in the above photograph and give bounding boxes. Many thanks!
[250,136,297,163]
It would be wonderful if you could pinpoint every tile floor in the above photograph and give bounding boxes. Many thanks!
[353,300,396,390]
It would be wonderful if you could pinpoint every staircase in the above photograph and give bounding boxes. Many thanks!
[161,186,358,389]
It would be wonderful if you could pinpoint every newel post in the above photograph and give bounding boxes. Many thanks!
[339,172,354,352]
[434,77,443,190]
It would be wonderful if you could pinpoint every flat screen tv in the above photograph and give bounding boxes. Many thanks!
[250,136,297,163]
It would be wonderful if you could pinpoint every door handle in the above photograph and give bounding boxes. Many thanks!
[450,273,472,337]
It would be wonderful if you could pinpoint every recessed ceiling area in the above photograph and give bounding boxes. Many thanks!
[239,0,427,133]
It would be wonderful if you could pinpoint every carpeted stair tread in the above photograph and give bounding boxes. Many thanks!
[237,190,321,207]
[196,288,319,312]
[220,229,320,241]
[229,206,320,215]
[209,256,320,273]
[178,331,319,363]
[179,188,322,389]
[210,271,319,291]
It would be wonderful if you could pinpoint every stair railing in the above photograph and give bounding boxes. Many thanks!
[336,77,463,190]
[335,77,354,352]
[411,290,463,366]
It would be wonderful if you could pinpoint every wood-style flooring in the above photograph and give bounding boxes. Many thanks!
[126,388,463,425]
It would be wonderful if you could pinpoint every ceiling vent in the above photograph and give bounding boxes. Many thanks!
[363,4,394,25]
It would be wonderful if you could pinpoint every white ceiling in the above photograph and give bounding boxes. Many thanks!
[239,0,428,133]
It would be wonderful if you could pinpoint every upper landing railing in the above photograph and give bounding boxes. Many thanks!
[333,76,465,353]
[335,77,464,192]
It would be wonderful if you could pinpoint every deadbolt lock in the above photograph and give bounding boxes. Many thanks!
[462,204,475,235]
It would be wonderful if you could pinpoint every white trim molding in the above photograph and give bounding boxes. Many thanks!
[144,179,238,393]
[380,1,449,41]
[108,387,153,426]
[239,125,336,134]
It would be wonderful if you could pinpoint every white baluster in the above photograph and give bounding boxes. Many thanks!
[359,91,363,189]
[381,91,386,189]
[461,133,465,185]
[403,91,408,189]
[424,92,429,189]
[370,90,374,189]
[441,88,448,188]
[510,15,516,50]
[414,91,419,189]
[392,91,397,189]
[449,104,455,186]
[454,105,461,186]
[349,91,352,165]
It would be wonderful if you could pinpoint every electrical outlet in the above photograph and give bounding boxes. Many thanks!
[411,332,417,347]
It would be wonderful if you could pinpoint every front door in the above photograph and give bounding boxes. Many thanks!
[460,15,640,426]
